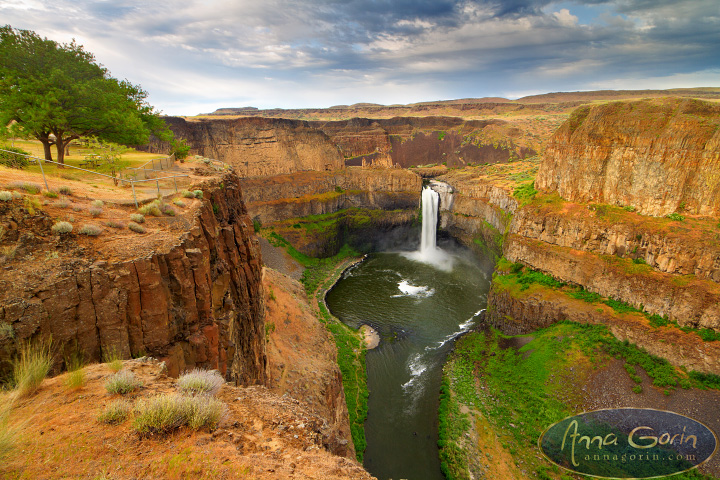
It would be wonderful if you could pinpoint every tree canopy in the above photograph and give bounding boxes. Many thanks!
[0,25,170,164]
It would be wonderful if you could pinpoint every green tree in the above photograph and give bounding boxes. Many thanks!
[0,25,170,165]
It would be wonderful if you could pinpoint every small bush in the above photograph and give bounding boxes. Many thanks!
[181,190,195,199]
[0,323,14,340]
[79,224,102,236]
[89,206,103,217]
[132,394,225,436]
[55,200,70,208]
[72,205,83,212]
[128,221,146,234]
[13,337,54,397]
[58,186,72,195]
[105,370,143,395]
[0,146,30,169]
[173,199,186,208]
[42,191,58,199]
[193,190,203,199]
[24,196,41,214]
[177,369,224,396]
[98,399,132,424]
[138,204,162,217]
[632,385,642,394]
[0,191,11,201]
[105,220,125,229]
[129,213,145,223]
[160,203,176,216]
[11,191,21,200]
[52,221,73,234]
[45,251,59,260]
[91,200,104,208]
[8,181,41,194]
[666,212,685,221]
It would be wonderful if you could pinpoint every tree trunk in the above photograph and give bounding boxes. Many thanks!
[55,135,79,166]
[56,138,66,165]
[36,134,53,161]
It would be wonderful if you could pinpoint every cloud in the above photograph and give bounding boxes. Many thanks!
[0,0,717,114]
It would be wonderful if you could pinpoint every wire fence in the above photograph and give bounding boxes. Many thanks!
[124,154,177,180]
[0,148,189,208]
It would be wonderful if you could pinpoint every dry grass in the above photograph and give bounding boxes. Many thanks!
[102,347,123,372]
[13,337,53,397]
[0,399,16,461]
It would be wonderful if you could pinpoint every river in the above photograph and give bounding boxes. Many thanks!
[325,245,492,480]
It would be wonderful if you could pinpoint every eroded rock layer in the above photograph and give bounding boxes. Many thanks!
[0,173,266,385]
[536,98,720,216]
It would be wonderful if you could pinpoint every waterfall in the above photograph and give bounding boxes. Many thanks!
[403,185,454,271]
[420,187,439,256]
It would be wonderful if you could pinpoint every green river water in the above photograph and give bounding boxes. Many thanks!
[325,247,493,480]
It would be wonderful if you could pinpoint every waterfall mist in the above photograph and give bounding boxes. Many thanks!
[403,186,454,271]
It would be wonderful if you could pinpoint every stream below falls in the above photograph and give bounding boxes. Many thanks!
[326,245,493,480]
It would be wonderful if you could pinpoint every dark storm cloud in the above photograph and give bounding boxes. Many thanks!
[0,0,717,113]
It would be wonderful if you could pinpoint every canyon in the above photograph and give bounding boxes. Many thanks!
[2,91,720,480]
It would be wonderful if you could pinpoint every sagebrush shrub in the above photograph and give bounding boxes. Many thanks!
[132,394,225,436]
[173,200,186,208]
[79,224,102,236]
[52,221,73,234]
[89,206,103,217]
[97,399,132,424]
[129,213,145,223]
[128,221,146,234]
[58,186,72,195]
[91,200,104,208]
[105,370,143,395]
[0,191,12,201]
[193,190,203,199]
[177,369,224,396]
[181,190,195,198]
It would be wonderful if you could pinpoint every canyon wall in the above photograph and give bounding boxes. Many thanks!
[313,117,536,168]
[153,117,344,176]
[239,167,422,225]
[536,98,720,216]
[0,173,266,385]
[151,115,538,173]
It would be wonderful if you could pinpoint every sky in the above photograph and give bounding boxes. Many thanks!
[1,0,719,115]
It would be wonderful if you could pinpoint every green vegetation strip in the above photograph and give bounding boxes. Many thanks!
[265,231,369,461]
[439,321,720,480]
[495,258,720,343]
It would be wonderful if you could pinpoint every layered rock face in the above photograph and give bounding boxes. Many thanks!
[0,173,266,385]
[239,167,422,224]
[486,285,720,374]
[315,117,536,168]
[153,117,344,176]
[536,99,720,216]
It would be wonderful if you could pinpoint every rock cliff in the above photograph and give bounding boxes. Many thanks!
[0,172,266,385]
[536,98,720,216]
[152,116,344,176]
[239,167,422,225]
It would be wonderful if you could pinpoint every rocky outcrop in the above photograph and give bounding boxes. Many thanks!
[486,281,720,375]
[510,206,720,283]
[239,168,422,225]
[150,117,344,176]
[0,173,266,385]
[504,234,720,330]
[536,98,720,216]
